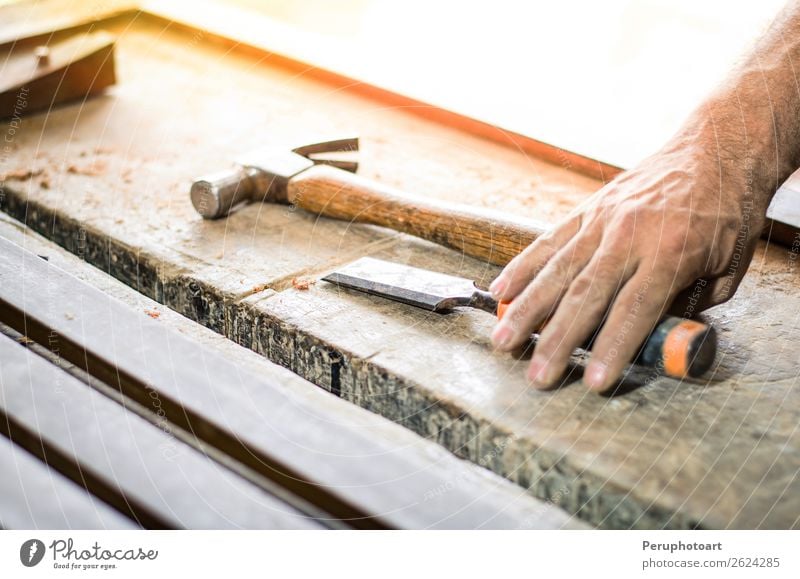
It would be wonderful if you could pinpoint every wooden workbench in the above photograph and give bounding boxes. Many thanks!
[1,11,799,529]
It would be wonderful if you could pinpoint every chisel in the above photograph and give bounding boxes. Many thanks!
[322,257,717,379]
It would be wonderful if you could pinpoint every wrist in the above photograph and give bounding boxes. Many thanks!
[664,94,778,213]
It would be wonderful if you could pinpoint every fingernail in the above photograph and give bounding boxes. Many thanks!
[489,277,506,298]
[584,362,608,390]
[491,324,513,349]
[527,355,550,388]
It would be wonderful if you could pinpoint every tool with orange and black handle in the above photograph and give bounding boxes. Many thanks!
[322,257,717,379]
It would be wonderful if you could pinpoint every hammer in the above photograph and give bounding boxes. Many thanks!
[190,136,549,267]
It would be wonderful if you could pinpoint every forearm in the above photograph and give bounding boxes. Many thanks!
[672,1,800,211]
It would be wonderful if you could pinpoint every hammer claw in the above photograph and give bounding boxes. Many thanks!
[293,136,359,157]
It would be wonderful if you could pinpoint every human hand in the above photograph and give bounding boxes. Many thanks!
[489,133,765,392]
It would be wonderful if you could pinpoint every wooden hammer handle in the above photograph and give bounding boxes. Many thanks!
[287,165,547,266]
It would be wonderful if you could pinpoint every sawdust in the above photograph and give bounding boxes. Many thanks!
[67,159,107,176]
[0,168,43,181]
[291,277,315,290]
[248,283,268,295]
[16,336,34,345]
[144,309,161,319]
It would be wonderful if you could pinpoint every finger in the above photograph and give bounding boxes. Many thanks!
[582,269,681,392]
[703,237,758,306]
[668,277,716,317]
[526,250,638,389]
[491,232,593,351]
[489,214,582,301]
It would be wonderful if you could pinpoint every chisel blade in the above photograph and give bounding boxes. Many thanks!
[321,257,478,312]
[768,169,800,229]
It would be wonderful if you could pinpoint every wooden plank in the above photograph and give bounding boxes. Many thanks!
[0,234,583,529]
[0,32,117,121]
[0,213,584,530]
[0,435,137,530]
[238,235,800,530]
[0,331,324,530]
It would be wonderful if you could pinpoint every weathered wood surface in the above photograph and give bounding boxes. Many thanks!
[0,227,583,529]
[0,329,324,529]
[0,434,137,530]
[0,18,798,528]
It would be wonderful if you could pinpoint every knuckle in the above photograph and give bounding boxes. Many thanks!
[534,326,564,359]
[658,232,692,258]
[508,285,541,323]
[607,210,638,240]
[544,251,578,282]
[708,275,740,306]
[567,274,595,299]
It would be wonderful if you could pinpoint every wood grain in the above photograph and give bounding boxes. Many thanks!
[289,165,548,266]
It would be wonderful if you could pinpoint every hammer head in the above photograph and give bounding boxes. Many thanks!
[190,136,359,219]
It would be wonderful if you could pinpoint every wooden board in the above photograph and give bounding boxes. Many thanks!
[0,213,584,530]
[0,17,798,529]
[0,31,117,121]
[0,435,137,530]
[0,330,324,529]
[0,230,582,530]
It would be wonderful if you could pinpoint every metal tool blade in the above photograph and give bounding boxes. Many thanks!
[768,169,800,229]
[321,257,478,312]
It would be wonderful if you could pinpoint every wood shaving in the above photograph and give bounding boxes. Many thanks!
[291,277,315,290]
[0,168,43,181]
[145,309,161,319]
[67,159,107,177]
